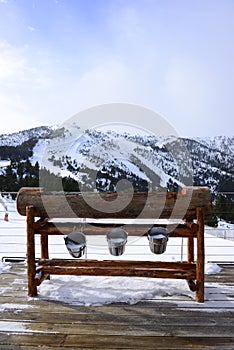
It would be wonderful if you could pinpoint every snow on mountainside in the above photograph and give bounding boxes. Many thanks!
[0,125,233,194]
[0,126,54,147]
[194,136,234,156]
[36,125,188,191]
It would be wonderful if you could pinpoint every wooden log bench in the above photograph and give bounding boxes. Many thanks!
[16,186,212,302]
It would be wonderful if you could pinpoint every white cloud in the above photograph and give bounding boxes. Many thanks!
[0,40,215,137]
[73,60,134,106]
[0,91,35,134]
[0,40,55,133]
[165,56,209,110]
[109,5,141,41]
[161,55,214,134]
[27,26,36,32]
[0,40,52,89]
[35,59,139,129]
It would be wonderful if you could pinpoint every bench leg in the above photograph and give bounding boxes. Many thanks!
[187,237,194,263]
[26,205,37,297]
[196,207,205,302]
[41,234,49,259]
[41,234,50,280]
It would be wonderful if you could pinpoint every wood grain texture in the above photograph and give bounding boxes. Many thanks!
[35,222,198,237]
[16,186,212,220]
[0,264,234,350]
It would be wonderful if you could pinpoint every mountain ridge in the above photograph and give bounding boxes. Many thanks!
[0,125,233,195]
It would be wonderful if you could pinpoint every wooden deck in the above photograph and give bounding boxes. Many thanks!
[0,262,234,349]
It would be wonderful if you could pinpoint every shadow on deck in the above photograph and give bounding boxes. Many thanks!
[0,263,234,349]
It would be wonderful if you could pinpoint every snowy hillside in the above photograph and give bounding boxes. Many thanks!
[195,136,234,157]
[0,126,54,147]
[0,125,233,195]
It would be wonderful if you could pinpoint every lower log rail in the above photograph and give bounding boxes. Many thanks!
[35,259,197,290]
[41,265,196,280]
[39,259,196,270]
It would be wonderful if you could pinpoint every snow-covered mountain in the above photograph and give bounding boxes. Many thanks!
[0,125,233,194]
[0,126,54,147]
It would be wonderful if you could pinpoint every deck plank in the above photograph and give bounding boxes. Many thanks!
[0,263,234,349]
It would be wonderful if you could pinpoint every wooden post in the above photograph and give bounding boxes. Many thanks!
[26,205,37,297]
[196,207,205,302]
[186,220,195,263]
[40,234,50,280]
[187,237,194,263]
[41,234,49,259]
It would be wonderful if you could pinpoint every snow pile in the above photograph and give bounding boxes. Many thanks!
[217,220,234,230]
[205,262,222,275]
[38,263,221,306]
[38,276,194,306]
[0,261,11,273]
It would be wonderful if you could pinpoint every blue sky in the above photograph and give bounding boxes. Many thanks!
[0,0,233,136]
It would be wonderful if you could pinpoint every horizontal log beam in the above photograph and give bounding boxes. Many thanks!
[41,265,196,280]
[34,222,198,237]
[39,259,196,271]
[16,186,212,220]
[38,260,196,280]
